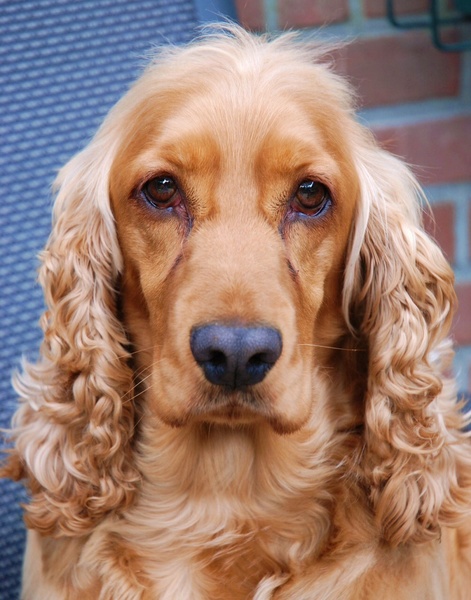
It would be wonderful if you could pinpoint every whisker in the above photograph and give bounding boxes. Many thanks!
[131,387,149,405]
[131,411,147,434]
[297,343,365,352]
[121,359,166,404]
[131,355,166,383]
[114,344,163,361]
[133,363,154,381]
[122,379,151,407]
[135,369,155,387]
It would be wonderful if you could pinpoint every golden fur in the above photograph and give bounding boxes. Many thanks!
[3,25,471,599]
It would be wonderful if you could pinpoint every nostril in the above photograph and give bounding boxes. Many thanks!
[206,350,228,379]
[248,353,265,367]
[190,324,282,389]
[209,350,226,366]
[247,352,275,372]
[245,353,274,384]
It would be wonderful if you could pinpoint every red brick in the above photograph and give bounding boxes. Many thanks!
[423,202,455,263]
[364,0,428,19]
[453,283,471,345]
[235,0,265,31]
[278,0,349,29]
[374,115,471,185]
[333,31,461,108]
[469,197,471,261]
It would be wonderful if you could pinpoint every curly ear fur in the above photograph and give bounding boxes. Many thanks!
[344,140,471,546]
[3,131,140,536]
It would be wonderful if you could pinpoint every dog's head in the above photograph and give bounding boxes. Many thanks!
[7,26,466,545]
[108,31,360,434]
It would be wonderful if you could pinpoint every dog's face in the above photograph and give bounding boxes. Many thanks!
[110,55,359,433]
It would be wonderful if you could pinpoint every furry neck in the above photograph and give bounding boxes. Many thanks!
[132,414,342,562]
[138,412,336,497]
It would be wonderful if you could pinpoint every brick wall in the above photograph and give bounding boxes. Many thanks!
[236,0,471,391]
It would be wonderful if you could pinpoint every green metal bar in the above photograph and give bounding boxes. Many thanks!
[386,0,471,52]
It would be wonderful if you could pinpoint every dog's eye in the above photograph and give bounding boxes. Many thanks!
[293,180,331,216]
[142,176,179,208]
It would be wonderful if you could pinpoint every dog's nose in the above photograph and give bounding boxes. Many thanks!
[190,324,282,389]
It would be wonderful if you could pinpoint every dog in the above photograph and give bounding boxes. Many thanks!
[3,24,471,599]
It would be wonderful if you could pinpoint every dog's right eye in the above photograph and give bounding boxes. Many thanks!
[142,176,180,209]
[293,180,331,216]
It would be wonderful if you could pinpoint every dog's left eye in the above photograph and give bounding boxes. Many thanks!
[293,180,331,216]
[142,176,180,208]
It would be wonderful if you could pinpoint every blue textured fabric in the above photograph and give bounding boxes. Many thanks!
[0,2,233,597]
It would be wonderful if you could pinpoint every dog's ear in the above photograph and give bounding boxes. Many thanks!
[344,140,471,546]
[3,129,140,536]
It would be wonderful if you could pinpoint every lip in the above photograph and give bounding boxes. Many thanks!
[198,407,265,426]
[190,392,269,425]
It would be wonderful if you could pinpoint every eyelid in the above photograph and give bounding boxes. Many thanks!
[136,170,179,191]
[134,172,179,201]
[293,175,334,197]
[292,177,331,201]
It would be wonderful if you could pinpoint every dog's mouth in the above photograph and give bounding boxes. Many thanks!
[196,407,264,427]
[158,386,305,435]
[179,388,301,435]
[191,388,270,426]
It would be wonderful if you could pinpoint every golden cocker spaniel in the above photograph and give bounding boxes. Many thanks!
[3,25,471,599]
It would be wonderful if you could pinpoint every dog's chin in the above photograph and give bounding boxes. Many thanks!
[159,388,307,435]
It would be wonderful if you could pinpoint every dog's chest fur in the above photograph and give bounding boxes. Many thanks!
[70,422,339,598]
